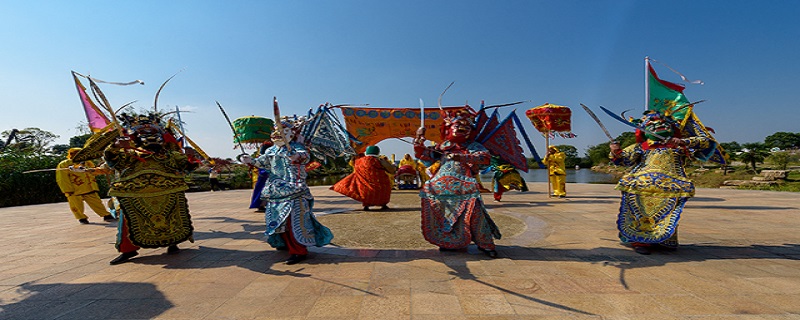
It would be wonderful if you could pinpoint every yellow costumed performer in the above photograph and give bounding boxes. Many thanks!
[543,146,567,198]
[56,147,116,224]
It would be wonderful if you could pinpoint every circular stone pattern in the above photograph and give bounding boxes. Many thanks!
[316,209,525,249]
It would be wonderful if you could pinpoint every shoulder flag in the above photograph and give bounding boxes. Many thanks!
[72,71,110,132]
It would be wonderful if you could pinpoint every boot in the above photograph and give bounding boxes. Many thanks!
[109,251,138,265]
[477,246,498,258]
[285,254,307,265]
[633,246,651,255]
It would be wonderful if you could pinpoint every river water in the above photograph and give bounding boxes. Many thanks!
[493,168,618,184]
[307,169,617,186]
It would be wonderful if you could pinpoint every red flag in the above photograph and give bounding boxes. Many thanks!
[480,113,528,172]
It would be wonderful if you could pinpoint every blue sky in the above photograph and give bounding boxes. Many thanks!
[1,1,797,160]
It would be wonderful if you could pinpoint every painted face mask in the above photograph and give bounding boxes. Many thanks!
[642,112,676,141]
[134,125,165,151]
[271,123,295,147]
[444,117,473,144]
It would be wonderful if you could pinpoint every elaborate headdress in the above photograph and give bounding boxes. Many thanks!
[632,110,681,143]
[440,108,478,141]
[117,111,180,150]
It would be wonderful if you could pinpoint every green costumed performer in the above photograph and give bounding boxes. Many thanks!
[486,155,528,202]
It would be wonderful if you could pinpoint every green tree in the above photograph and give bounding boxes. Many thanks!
[50,144,71,155]
[527,156,545,169]
[1,127,59,154]
[766,151,798,170]
[719,141,742,161]
[553,144,580,168]
[615,132,637,148]
[739,142,770,172]
[764,132,800,150]
[585,143,611,166]
[70,133,92,147]
[584,131,637,166]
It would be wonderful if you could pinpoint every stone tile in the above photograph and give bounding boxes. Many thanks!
[358,294,411,318]
[411,292,463,315]
[307,295,365,317]
[410,279,456,295]
[459,294,515,315]
[658,294,734,315]
[696,294,786,315]
[154,296,227,319]
[279,277,328,296]
[3,186,800,319]
[204,296,277,319]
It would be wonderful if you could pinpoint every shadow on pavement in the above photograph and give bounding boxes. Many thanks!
[0,282,172,319]
[100,214,800,317]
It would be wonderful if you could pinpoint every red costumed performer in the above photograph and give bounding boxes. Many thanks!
[331,145,397,211]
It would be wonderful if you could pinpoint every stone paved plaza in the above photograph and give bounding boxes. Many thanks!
[1,183,799,319]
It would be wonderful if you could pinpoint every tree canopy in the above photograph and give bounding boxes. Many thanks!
[764,132,800,150]
[1,128,59,154]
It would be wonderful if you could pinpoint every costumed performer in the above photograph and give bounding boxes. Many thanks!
[414,109,501,258]
[487,155,528,202]
[416,159,430,185]
[56,147,116,224]
[249,141,273,212]
[242,119,333,265]
[543,145,567,197]
[609,110,714,255]
[331,145,397,210]
[395,153,420,189]
[104,113,199,265]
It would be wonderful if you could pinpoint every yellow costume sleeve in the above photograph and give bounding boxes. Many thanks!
[55,160,74,194]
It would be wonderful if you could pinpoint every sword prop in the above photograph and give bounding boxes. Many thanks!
[273,97,292,152]
[23,168,70,174]
[580,104,616,143]
[599,106,667,141]
[417,98,426,142]
[216,100,248,156]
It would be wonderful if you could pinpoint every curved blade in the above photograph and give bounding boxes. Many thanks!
[580,104,615,142]
[599,106,666,141]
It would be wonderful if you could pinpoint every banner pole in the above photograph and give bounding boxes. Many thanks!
[546,131,551,198]
[644,56,650,111]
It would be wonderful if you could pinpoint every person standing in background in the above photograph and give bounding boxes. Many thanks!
[208,168,221,192]
[543,145,567,198]
[56,147,116,224]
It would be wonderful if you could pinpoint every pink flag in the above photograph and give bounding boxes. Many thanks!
[72,71,110,132]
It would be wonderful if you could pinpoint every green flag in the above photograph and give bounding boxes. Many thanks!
[647,61,690,122]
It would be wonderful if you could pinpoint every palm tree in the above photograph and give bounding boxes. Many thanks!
[739,142,770,173]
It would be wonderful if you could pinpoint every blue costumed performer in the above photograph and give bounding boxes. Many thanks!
[243,118,333,265]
